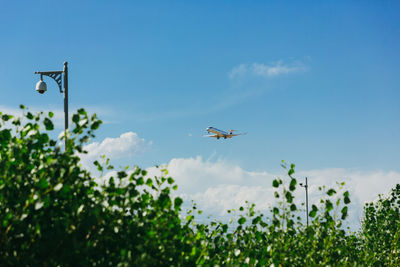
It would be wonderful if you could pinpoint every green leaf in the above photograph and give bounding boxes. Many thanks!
[309,210,317,218]
[90,120,102,130]
[289,178,297,191]
[288,164,295,176]
[273,207,279,215]
[72,114,80,123]
[327,189,336,196]
[309,204,318,217]
[167,177,174,184]
[325,200,333,212]
[117,171,127,179]
[146,178,153,187]
[93,160,103,172]
[37,178,49,189]
[174,197,183,208]
[343,191,351,204]
[272,179,279,188]
[2,114,12,121]
[252,216,261,225]
[285,191,293,203]
[137,177,144,185]
[78,108,87,115]
[0,129,12,142]
[43,118,54,130]
[48,111,54,118]
[341,206,348,219]
[238,217,246,225]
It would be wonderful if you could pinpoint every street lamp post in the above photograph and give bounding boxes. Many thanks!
[299,177,309,227]
[34,62,69,148]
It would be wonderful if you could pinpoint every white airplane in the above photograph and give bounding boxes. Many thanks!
[203,126,247,139]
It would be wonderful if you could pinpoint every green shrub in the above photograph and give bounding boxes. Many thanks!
[361,184,400,266]
[0,106,399,266]
[0,106,198,266]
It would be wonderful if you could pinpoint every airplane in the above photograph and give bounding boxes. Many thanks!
[203,126,247,139]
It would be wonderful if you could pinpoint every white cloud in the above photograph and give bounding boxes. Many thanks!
[164,156,275,194]
[80,132,152,170]
[87,154,399,230]
[153,156,400,230]
[229,60,307,79]
[190,185,274,215]
[295,168,400,205]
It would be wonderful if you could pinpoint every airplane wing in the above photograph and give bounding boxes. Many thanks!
[202,134,220,138]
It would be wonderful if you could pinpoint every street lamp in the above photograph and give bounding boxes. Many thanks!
[299,177,309,227]
[34,62,69,148]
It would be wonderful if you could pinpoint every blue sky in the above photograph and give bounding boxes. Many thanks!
[1,1,399,228]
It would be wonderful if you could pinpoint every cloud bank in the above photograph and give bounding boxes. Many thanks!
[80,132,152,170]
[149,156,400,230]
[88,153,399,230]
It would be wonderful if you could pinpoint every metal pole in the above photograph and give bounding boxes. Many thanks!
[34,62,68,151]
[63,62,68,149]
[305,177,309,227]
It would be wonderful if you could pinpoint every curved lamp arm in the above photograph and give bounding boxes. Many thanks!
[34,70,64,93]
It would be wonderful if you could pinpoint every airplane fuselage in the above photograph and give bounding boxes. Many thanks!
[206,126,236,139]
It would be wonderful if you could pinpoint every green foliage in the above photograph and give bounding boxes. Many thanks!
[0,106,399,266]
[0,107,197,266]
[360,184,400,266]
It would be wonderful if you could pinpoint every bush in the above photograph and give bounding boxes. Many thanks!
[192,163,359,266]
[0,106,197,266]
[0,106,399,266]
[361,184,400,265]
